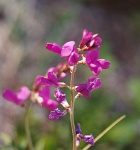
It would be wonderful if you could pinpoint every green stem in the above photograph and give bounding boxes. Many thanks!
[82,115,126,150]
[24,101,34,150]
[69,66,76,150]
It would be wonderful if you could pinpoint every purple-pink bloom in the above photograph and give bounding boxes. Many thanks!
[79,29,102,50]
[35,72,59,88]
[49,108,68,120]
[76,83,90,98]
[46,43,61,54]
[61,42,79,65]
[67,51,80,66]
[76,77,102,98]
[76,123,94,147]
[54,88,66,103]
[2,86,30,107]
[36,86,58,110]
[54,88,69,108]
[46,41,79,66]
[86,50,110,76]
[33,72,59,110]
[61,41,75,57]
[87,77,102,91]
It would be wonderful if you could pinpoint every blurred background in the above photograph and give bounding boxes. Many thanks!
[0,0,140,149]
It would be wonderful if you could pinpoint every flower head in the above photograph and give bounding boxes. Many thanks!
[76,77,102,98]
[61,41,75,57]
[46,41,79,66]
[86,50,110,76]
[79,29,102,50]
[49,108,68,120]
[2,86,30,107]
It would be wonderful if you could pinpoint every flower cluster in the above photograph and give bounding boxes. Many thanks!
[2,29,110,148]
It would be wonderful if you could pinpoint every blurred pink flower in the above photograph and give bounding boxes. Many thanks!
[3,86,30,107]
[35,86,58,110]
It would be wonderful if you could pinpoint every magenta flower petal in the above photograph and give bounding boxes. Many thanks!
[35,72,58,87]
[47,72,58,86]
[87,77,102,91]
[67,51,80,66]
[80,29,102,50]
[81,34,93,48]
[86,50,110,76]
[94,37,102,48]
[42,99,58,110]
[35,76,49,87]
[16,87,30,100]
[38,87,58,110]
[61,41,75,57]
[89,64,102,76]
[54,88,66,103]
[2,86,30,106]
[46,63,68,81]
[34,75,42,87]
[80,29,93,48]
[34,75,57,88]
[89,39,95,47]
[98,59,110,69]
[46,43,61,54]
[3,89,17,102]
[86,50,100,65]
[76,77,101,98]
[83,29,89,37]
[38,86,50,100]
[54,88,69,108]
[76,83,90,98]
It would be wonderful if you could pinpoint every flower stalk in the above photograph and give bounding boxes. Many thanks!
[69,66,76,150]
[24,101,34,150]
